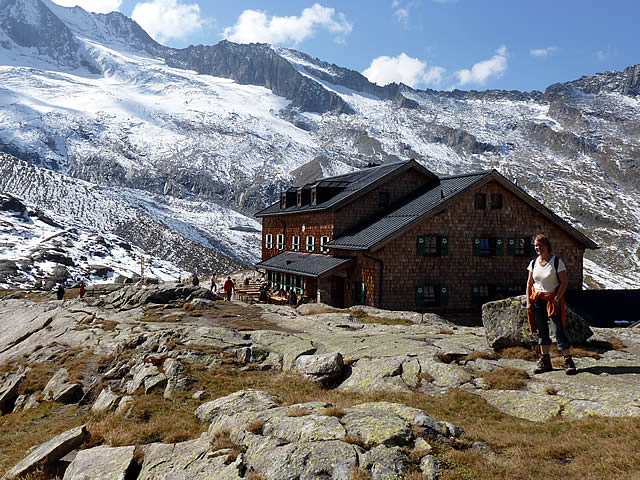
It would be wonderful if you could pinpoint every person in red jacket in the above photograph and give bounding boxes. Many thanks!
[223,276,235,301]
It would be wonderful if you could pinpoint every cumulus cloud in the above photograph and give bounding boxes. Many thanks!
[595,50,606,61]
[530,46,557,57]
[363,53,446,88]
[455,46,508,87]
[223,4,352,46]
[393,8,409,24]
[131,0,204,43]
[49,0,122,13]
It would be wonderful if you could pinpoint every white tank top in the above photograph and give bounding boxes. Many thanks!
[527,256,566,293]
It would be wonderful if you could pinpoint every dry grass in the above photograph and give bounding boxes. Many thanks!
[210,429,245,464]
[323,406,346,418]
[344,434,366,448]
[404,473,428,480]
[286,406,310,417]
[438,329,455,335]
[350,467,372,480]
[350,309,413,326]
[480,368,530,390]
[246,419,265,434]
[496,346,539,361]
[418,372,435,384]
[545,385,559,395]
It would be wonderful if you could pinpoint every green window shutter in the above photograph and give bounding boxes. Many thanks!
[416,285,425,306]
[439,285,449,306]
[439,236,449,256]
[473,237,481,256]
[495,237,504,256]
[417,235,426,256]
[528,237,536,257]
[472,285,480,303]
[507,238,516,256]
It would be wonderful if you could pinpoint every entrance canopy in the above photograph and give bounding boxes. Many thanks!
[255,251,352,278]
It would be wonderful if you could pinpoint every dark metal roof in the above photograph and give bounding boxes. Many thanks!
[255,160,438,217]
[328,171,491,250]
[255,251,353,277]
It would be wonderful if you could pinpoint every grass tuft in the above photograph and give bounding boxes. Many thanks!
[323,406,346,418]
[286,407,310,417]
[246,419,265,434]
[350,467,372,480]
[480,367,530,390]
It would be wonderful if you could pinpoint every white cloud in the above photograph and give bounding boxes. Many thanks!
[49,0,122,13]
[455,46,508,87]
[363,53,446,88]
[530,46,557,57]
[393,8,409,24]
[131,0,204,43]
[595,50,606,61]
[223,4,352,46]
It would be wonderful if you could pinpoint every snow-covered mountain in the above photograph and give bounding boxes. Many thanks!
[0,0,639,289]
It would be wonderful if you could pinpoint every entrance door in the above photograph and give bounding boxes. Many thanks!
[331,276,345,308]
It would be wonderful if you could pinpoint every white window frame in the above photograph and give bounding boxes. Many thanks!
[276,234,284,250]
[265,233,273,249]
[306,235,315,252]
[292,235,300,251]
[320,236,330,253]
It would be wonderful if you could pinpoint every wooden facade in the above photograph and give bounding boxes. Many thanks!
[256,161,596,312]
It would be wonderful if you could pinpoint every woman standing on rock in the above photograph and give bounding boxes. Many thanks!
[526,234,576,375]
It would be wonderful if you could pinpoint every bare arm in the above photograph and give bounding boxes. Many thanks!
[526,270,534,309]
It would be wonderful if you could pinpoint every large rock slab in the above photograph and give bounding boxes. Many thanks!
[250,330,315,369]
[195,389,279,423]
[482,295,593,349]
[62,445,134,480]
[339,356,412,392]
[1,425,89,480]
[342,408,413,447]
[477,390,565,422]
[43,368,83,404]
[0,372,25,414]
[138,436,243,480]
[91,387,120,413]
[361,445,410,480]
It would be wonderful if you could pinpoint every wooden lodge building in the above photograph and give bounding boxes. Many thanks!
[255,160,598,312]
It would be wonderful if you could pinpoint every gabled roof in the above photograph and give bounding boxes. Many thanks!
[328,169,598,251]
[255,159,438,217]
[255,251,353,277]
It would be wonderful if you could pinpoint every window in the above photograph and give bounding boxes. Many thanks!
[292,235,300,251]
[507,237,531,256]
[306,236,315,252]
[297,191,302,206]
[265,234,273,249]
[474,193,486,209]
[276,234,284,250]
[320,236,330,253]
[416,284,448,307]
[311,189,317,205]
[472,284,495,305]
[491,193,503,209]
[378,191,390,208]
[473,237,504,256]
[352,281,366,305]
[417,235,449,256]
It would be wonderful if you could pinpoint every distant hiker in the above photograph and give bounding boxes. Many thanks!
[56,284,64,301]
[526,234,576,375]
[210,274,217,292]
[223,276,235,301]
[259,284,270,303]
[79,282,86,298]
[288,289,298,306]
[192,273,199,287]
[244,277,250,286]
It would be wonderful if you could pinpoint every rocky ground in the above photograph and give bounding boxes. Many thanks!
[1,282,639,479]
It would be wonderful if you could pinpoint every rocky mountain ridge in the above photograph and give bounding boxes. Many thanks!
[0,0,638,288]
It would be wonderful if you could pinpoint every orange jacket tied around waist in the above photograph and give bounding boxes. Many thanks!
[527,289,566,334]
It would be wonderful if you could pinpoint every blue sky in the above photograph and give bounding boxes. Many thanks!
[50,0,639,92]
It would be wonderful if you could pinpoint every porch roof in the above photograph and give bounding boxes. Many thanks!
[255,251,353,278]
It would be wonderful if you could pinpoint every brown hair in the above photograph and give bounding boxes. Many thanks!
[534,234,552,253]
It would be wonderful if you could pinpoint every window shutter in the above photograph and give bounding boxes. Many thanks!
[507,238,516,256]
[495,237,504,256]
[439,236,449,256]
[439,285,449,306]
[473,237,481,256]
[416,285,425,306]
[472,285,480,303]
[528,237,536,257]
[417,235,426,256]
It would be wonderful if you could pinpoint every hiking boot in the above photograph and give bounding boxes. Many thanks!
[534,354,552,374]
[564,355,577,375]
